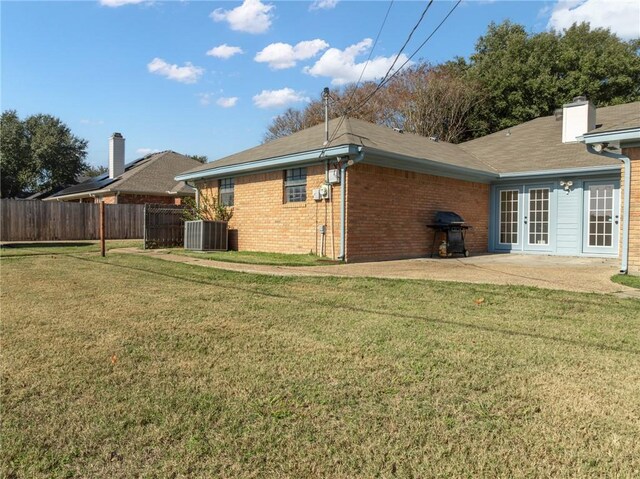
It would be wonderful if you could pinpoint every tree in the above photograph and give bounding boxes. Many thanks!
[466,21,640,136]
[1,111,88,197]
[188,155,208,164]
[82,164,108,178]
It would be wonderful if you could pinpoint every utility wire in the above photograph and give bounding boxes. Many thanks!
[330,0,435,142]
[346,0,462,122]
[325,0,395,148]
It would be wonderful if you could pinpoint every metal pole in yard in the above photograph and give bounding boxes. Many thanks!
[100,201,106,257]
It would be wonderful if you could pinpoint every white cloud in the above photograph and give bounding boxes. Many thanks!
[254,39,329,70]
[210,0,274,34]
[136,148,160,156]
[217,97,239,108]
[546,0,640,40]
[252,88,310,109]
[310,0,338,10]
[198,93,213,106]
[99,0,148,7]
[206,44,244,59]
[147,58,204,84]
[303,38,412,86]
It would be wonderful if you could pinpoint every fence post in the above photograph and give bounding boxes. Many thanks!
[100,201,106,257]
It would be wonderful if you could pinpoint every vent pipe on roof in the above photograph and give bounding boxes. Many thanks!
[109,132,125,179]
[562,96,595,143]
[323,87,330,146]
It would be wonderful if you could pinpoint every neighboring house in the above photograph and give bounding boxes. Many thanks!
[46,133,200,204]
[174,98,640,273]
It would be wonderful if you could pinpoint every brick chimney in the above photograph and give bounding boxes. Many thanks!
[562,96,596,143]
[109,132,125,179]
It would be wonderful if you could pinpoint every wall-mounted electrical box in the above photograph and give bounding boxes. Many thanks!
[328,169,340,184]
[319,184,330,200]
[312,188,322,201]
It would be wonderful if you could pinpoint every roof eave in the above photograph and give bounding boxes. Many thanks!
[362,147,498,183]
[578,127,640,146]
[174,144,358,182]
[497,164,621,180]
[44,188,113,201]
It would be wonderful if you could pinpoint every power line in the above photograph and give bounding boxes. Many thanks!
[329,0,434,145]
[325,0,395,147]
[346,0,462,122]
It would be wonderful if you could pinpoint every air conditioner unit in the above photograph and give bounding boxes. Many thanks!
[328,169,340,184]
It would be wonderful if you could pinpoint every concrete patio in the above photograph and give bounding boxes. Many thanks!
[116,248,639,298]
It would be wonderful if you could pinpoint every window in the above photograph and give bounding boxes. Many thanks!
[219,177,234,206]
[499,189,519,244]
[284,168,307,203]
[528,188,549,245]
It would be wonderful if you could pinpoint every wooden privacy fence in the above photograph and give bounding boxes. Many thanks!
[0,199,144,241]
[144,204,188,249]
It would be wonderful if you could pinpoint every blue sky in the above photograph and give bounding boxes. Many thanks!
[2,0,638,168]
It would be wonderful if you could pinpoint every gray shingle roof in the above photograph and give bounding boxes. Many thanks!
[459,102,640,173]
[179,117,499,178]
[177,102,639,182]
[50,151,200,199]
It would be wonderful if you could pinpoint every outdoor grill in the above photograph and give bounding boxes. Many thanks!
[427,211,471,258]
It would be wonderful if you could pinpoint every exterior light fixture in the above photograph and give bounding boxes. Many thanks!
[559,180,574,192]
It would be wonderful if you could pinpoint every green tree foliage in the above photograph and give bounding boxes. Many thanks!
[1,111,88,197]
[82,164,108,178]
[466,21,640,136]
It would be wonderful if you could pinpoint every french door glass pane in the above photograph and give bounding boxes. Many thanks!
[528,188,549,245]
[588,185,614,247]
[499,190,519,244]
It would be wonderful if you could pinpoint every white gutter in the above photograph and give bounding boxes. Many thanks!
[175,145,356,183]
[498,164,620,179]
[579,127,640,145]
[584,146,631,274]
[338,147,365,261]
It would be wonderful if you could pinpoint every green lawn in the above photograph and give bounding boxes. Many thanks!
[0,239,142,257]
[2,249,639,477]
[611,273,640,289]
[171,248,340,266]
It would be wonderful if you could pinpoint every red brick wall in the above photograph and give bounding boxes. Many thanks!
[197,163,489,262]
[198,165,342,258]
[622,147,640,274]
[345,163,490,262]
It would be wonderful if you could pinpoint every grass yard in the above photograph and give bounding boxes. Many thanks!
[171,248,339,266]
[611,273,640,289]
[0,239,141,258]
[2,248,639,477]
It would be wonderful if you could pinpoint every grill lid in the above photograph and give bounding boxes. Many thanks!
[433,211,465,225]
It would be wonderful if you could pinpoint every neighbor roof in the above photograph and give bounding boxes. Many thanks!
[459,102,640,173]
[48,151,200,200]
[177,117,499,181]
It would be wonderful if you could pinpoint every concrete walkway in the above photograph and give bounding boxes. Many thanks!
[113,248,640,298]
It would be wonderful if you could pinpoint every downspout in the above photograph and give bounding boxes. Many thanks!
[586,145,630,274]
[185,180,199,207]
[338,147,365,261]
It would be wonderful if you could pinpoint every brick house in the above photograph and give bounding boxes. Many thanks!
[46,133,200,205]
[175,99,640,273]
